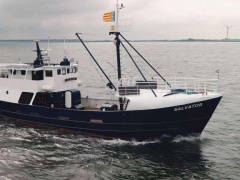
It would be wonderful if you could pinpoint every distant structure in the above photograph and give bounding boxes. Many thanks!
[225,24,234,39]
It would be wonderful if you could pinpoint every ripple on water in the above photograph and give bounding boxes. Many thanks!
[0,41,240,179]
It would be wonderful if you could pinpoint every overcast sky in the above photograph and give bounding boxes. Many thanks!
[0,0,240,40]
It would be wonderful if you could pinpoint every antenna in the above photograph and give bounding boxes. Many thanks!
[63,8,67,58]
[116,0,119,32]
[64,37,67,57]
[48,37,49,50]
[224,24,234,39]
[47,37,50,64]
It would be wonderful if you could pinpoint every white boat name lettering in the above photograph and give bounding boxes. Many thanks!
[174,103,202,111]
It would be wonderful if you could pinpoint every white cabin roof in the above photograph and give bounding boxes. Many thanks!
[0,63,78,70]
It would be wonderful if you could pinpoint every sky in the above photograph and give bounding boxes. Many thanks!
[0,0,240,40]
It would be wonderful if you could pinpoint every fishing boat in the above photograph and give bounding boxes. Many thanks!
[0,2,222,139]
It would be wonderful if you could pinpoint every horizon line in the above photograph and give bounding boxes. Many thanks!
[0,38,240,42]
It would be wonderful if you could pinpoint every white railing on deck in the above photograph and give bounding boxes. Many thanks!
[118,77,219,96]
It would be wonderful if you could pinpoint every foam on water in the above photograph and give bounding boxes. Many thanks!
[99,138,161,146]
[172,135,202,143]
[9,137,31,142]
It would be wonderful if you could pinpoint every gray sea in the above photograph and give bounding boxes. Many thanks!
[0,40,239,180]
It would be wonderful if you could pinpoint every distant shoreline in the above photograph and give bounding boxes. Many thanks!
[0,38,240,42]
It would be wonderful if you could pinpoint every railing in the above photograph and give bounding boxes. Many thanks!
[118,77,219,96]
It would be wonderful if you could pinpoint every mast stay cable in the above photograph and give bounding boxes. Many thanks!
[76,33,117,91]
[119,33,171,88]
[120,40,157,97]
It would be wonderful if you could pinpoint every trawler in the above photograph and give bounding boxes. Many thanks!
[0,2,222,139]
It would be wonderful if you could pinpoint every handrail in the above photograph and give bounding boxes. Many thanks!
[117,77,219,96]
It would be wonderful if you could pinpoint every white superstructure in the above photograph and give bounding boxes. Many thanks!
[0,63,79,104]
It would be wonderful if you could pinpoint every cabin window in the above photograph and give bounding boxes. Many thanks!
[45,70,53,77]
[33,92,65,107]
[18,92,34,105]
[74,67,78,73]
[71,68,73,73]
[10,70,16,75]
[62,68,66,75]
[21,70,26,75]
[32,70,44,80]
[67,68,70,74]
[32,92,45,106]
[57,69,61,75]
[0,69,8,78]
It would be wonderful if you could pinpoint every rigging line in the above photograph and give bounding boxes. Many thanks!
[78,34,126,78]
[105,61,127,78]
[76,33,117,91]
[93,50,127,78]
[80,33,113,37]
[95,68,107,83]
[106,61,117,70]
[95,22,113,35]
[80,35,127,78]
[120,40,157,97]
[86,56,107,82]
[119,33,171,88]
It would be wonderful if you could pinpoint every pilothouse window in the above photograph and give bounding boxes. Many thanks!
[45,70,53,77]
[32,70,44,80]
[21,70,26,75]
[10,70,16,75]
[73,67,78,73]
[57,69,61,75]
[62,68,66,75]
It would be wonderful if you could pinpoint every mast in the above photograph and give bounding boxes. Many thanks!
[115,1,121,83]
[33,41,44,68]
[115,0,119,32]
[115,32,121,81]
[64,37,66,57]
[109,0,123,82]
[114,0,123,110]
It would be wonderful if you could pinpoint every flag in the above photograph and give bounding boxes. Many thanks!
[103,11,115,22]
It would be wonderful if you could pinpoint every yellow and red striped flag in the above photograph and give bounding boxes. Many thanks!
[103,11,115,22]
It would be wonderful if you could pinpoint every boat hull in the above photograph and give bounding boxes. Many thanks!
[0,96,222,139]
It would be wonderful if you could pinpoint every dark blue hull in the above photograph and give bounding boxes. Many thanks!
[0,97,222,139]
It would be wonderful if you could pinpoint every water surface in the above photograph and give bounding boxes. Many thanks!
[0,41,239,179]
